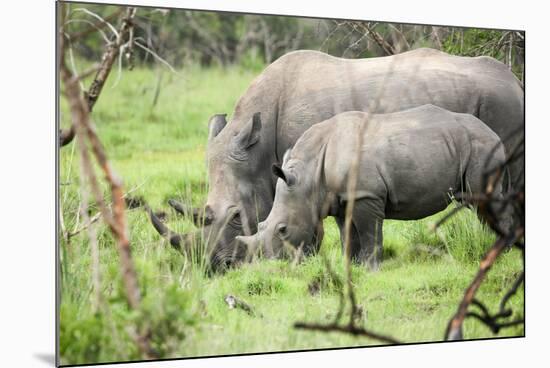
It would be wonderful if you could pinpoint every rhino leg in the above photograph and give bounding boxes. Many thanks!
[335,216,360,259]
[335,198,385,271]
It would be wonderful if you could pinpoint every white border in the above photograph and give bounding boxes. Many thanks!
[1,0,548,367]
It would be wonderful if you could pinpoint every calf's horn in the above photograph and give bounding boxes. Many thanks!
[235,235,259,254]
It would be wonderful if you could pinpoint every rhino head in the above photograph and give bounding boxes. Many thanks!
[149,112,278,272]
[235,149,328,259]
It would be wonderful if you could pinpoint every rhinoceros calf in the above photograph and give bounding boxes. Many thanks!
[150,48,523,271]
[236,105,507,270]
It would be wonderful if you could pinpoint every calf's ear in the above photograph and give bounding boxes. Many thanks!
[208,114,227,140]
[235,112,262,149]
[272,164,296,186]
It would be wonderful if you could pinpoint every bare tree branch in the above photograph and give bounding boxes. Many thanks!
[444,228,524,340]
[60,7,137,147]
[443,135,525,340]
[86,7,137,110]
[58,4,157,359]
[294,322,400,344]
[362,23,396,55]
[134,39,177,73]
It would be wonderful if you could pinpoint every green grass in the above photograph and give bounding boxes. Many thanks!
[59,65,524,365]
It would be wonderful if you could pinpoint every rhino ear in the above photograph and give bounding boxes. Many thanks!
[235,112,261,149]
[282,149,291,165]
[315,143,328,185]
[272,164,296,186]
[208,114,227,140]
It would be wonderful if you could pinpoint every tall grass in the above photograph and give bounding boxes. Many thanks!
[59,65,523,365]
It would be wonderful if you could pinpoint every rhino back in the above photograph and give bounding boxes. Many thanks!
[321,106,501,220]
[222,49,521,190]
[244,49,521,160]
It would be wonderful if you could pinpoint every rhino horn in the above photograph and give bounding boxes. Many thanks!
[167,199,211,226]
[235,235,259,254]
[145,205,194,253]
[208,113,227,140]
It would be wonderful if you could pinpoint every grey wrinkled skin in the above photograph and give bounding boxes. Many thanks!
[237,106,508,270]
[155,48,523,271]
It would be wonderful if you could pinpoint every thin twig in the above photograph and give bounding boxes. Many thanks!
[362,23,396,55]
[67,212,102,239]
[72,7,119,38]
[60,7,138,147]
[133,40,177,73]
[65,18,111,43]
[294,322,400,344]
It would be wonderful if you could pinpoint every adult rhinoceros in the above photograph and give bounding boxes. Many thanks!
[148,48,524,271]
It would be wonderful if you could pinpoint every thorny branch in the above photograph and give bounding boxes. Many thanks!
[59,4,157,359]
[441,137,525,340]
[465,268,525,334]
[86,7,137,109]
[60,7,137,147]
[294,322,400,344]
[361,23,396,55]
[444,228,524,340]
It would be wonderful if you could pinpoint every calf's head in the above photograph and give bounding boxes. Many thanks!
[236,150,327,258]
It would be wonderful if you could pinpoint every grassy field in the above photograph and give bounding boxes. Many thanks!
[58,65,524,365]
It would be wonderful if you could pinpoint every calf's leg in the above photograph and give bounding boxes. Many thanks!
[336,198,385,271]
[335,216,361,260]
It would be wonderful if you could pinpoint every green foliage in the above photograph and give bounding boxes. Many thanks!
[237,47,266,73]
[60,280,201,364]
[62,1,523,87]
[59,301,138,363]
[138,284,199,357]
[59,65,523,365]
[441,28,524,80]
[59,305,108,363]
[443,29,494,56]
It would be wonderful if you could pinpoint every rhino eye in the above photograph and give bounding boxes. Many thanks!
[204,206,214,226]
[231,211,242,226]
[277,223,288,239]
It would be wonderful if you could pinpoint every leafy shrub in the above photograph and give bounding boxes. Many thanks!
[60,279,200,365]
